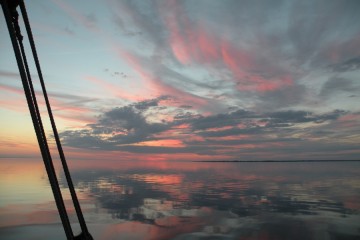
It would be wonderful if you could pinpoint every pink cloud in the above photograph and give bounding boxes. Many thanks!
[197,26,220,62]
[135,139,185,148]
[84,76,144,102]
[337,113,360,128]
[221,39,293,92]
[162,0,293,92]
[317,34,360,65]
[0,99,27,112]
[0,84,24,95]
[52,0,197,109]
[49,98,96,125]
[163,1,218,65]
[0,83,95,124]
[0,84,43,112]
[116,49,209,108]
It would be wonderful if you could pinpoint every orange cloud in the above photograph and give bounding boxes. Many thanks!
[136,174,183,185]
[134,139,185,148]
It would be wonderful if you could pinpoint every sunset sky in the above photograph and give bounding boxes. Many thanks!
[1,0,359,161]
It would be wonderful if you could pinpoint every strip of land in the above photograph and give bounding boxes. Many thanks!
[192,160,360,163]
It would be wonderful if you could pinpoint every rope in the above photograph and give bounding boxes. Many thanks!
[1,1,93,239]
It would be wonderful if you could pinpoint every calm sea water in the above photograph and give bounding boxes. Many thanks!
[0,159,359,240]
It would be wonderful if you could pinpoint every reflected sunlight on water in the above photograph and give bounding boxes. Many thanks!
[0,159,360,240]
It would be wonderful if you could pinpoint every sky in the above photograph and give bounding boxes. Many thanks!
[0,0,360,161]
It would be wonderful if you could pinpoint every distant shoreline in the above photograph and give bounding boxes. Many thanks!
[192,160,360,163]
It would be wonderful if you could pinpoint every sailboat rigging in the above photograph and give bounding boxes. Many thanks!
[1,0,93,239]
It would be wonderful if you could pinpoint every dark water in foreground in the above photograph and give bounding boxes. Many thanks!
[1,159,359,240]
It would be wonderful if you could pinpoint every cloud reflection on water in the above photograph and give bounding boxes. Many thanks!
[63,161,360,240]
[1,159,359,239]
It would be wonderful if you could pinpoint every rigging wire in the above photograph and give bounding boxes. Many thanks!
[1,0,93,239]
[19,1,93,238]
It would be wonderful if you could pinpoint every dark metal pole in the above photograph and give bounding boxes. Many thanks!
[18,1,93,239]
[1,0,74,238]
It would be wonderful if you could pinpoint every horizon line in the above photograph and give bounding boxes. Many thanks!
[192,159,360,163]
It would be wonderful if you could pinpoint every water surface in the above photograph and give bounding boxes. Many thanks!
[1,159,359,239]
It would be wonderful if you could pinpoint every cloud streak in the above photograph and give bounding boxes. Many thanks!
[2,0,360,160]
[60,98,359,160]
